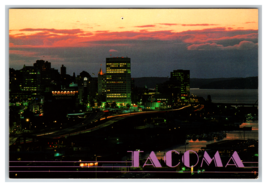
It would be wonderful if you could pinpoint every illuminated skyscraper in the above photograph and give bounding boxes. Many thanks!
[170,70,190,102]
[105,57,131,105]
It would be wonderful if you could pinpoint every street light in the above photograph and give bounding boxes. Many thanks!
[95,155,101,178]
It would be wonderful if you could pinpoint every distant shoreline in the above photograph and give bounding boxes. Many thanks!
[190,88,258,90]
[132,77,258,89]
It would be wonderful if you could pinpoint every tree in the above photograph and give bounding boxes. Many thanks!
[105,102,110,108]
[97,100,102,107]
[89,99,95,108]
[111,102,117,108]
[95,95,103,107]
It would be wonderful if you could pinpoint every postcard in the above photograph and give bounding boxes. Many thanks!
[8,8,259,179]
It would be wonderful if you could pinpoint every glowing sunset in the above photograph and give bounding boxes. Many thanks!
[8,8,259,179]
[9,9,258,78]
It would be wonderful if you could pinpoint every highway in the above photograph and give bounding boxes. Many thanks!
[10,105,192,144]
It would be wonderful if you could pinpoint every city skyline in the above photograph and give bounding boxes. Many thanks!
[9,9,258,78]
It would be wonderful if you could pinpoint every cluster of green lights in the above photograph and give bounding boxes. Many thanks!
[54,153,62,157]
[179,167,204,174]
[106,81,124,84]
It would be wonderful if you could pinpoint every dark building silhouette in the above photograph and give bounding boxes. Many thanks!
[76,71,97,107]
[61,65,66,75]
[20,65,41,92]
[9,68,22,92]
[32,60,60,92]
[98,67,106,96]
[156,69,190,106]
[33,60,51,71]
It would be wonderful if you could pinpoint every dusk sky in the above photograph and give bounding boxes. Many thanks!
[9,9,258,78]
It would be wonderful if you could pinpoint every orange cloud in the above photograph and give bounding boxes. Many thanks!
[187,41,257,50]
[181,24,219,26]
[109,49,118,52]
[159,23,178,26]
[19,28,84,34]
[9,27,258,50]
[9,50,37,57]
[245,22,256,24]
[135,25,156,28]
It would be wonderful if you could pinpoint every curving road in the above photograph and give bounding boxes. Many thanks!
[10,105,193,144]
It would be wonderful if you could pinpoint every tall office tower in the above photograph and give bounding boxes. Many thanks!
[170,70,190,102]
[61,65,66,75]
[105,57,131,105]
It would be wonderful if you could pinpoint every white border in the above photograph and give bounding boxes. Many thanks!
[2,1,266,187]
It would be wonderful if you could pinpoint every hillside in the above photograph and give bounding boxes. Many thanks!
[199,77,258,89]
[132,77,258,89]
